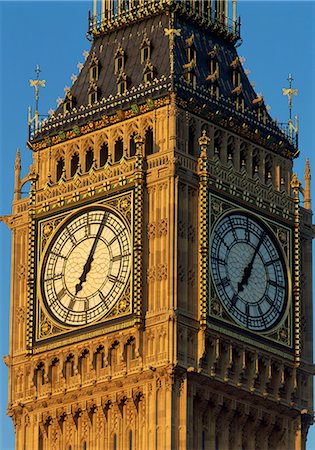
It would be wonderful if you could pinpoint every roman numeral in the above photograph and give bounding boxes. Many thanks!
[57,287,66,301]
[108,236,117,246]
[108,275,118,283]
[266,258,280,266]
[45,273,63,282]
[68,298,76,310]
[51,252,66,259]
[218,277,229,288]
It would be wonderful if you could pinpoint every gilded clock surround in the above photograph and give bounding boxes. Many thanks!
[35,192,134,344]
[208,196,292,345]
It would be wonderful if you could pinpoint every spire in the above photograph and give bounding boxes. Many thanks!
[304,158,311,209]
[14,148,21,201]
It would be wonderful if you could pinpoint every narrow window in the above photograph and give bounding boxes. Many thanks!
[252,153,259,177]
[38,432,44,450]
[130,134,136,157]
[56,157,65,182]
[188,125,195,155]
[100,143,108,167]
[83,442,87,450]
[89,90,98,104]
[85,148,94,172]
[227,137,234,163]
[114,138,123,162]
[129,430,133,450]
[202,431,205,450]
[144,71,153,84]
[113,433,117,450]
[240,143,247,171]
[214,130,222,157]
[71,153,79,177]
[145,128,153,155]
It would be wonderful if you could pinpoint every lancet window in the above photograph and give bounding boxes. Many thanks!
[63,91,73,114]
[240,142,247,171]
[141,33,151,64]
[85,148,94,172]
[265,156,273,184]
[70,153,80,177]
[115,45,125,74]
[145,127,154,155]
[100,142,109,166]
[117,72,127,95]
[56,157,65,182]
[129,133,137,157]
[214,129,222,158]
[183,34,196,88]
[89,52,99,82]
[227,136,235,163]
[114,138,124,161]
[188,123,195,156]
[88,81,98,104]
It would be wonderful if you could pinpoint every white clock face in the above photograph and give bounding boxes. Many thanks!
[210,212,288,332]
[41,207,131,327]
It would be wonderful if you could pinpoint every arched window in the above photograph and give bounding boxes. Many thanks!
[100,143,108,167]
[114,138,123,162]
[145,128,153,155]
[83,442,87,450]
[214,130,222,158]
[240,142,247,171]
[227,136,234,163]
[188,125,195,156]
[265,157,272,184]
[252,152,259,177]
[85,148,94,172]
[56,157,65,182]
[129,134,136,157]
[71,152,79,177]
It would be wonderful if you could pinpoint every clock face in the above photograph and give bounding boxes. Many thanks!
[210,211,288,332]
[40,207,131,327]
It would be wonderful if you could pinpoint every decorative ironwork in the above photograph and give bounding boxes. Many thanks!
[88,0,241,42]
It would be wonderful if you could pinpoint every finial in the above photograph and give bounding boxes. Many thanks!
[29,65,46,132]
[15,148,21,170]
[304,158,311,209]
[14,148,21,201]
[282,74,298,142]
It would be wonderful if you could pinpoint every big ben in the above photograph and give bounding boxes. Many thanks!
[2,0,314,449]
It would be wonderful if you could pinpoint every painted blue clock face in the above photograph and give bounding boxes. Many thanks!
[210,212,288,332]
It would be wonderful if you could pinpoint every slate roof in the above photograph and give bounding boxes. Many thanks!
[31,8,297,155]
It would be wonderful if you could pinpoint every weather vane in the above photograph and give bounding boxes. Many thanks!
[29,64,46,132]
[282,73,298,142]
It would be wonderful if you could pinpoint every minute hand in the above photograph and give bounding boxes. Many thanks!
[75,214,108,295]
[238,232,266,293]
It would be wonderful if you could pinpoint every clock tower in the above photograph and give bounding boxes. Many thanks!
[4,1,314,449]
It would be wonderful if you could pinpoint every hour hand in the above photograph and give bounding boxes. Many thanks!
[75,257,93,294]
[237,263,252,292]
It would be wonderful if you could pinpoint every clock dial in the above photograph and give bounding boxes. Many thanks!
[41,207,131,327]
[210,212,288,332]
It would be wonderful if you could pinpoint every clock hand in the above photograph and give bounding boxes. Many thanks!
[75,213,108,295]
[238,232,266,293]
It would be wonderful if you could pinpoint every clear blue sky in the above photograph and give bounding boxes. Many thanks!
[0,1,314,449]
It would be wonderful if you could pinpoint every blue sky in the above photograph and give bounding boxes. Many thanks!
[0,1,314,449]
